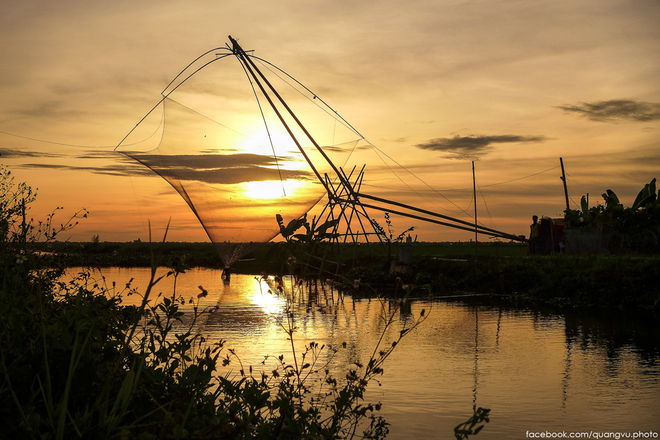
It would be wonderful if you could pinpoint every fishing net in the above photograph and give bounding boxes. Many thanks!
[117,50,365,267]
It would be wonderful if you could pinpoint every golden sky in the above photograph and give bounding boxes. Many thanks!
[1,0,659,244]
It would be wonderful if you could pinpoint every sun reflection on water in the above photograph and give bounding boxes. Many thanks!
[248,275,286,314]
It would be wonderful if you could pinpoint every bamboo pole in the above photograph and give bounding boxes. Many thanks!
[560,157,570,211]
[229,36,330,195]
[355,192,522,241]
[473,161,478,249]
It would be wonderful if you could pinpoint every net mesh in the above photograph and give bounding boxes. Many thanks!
[118,53,364,267]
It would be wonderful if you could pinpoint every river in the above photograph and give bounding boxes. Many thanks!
[67,267,660,439]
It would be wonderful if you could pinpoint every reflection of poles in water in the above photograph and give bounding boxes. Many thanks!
[562,338,573,408]
[221,267,231,283]
[495,306,502,348]
[177,270,229,337]
[473,306,480,412]
[265,275,341,312]
[473,161,478,266]
[562,314,577,409]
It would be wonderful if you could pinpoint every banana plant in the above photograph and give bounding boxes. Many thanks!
[632,178,657,210]
[566,178,658,227]
[602,189,622,211]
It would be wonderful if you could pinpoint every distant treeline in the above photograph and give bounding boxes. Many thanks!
[38,241,224,268]
[36,240,660,312]
[37,240,527,268]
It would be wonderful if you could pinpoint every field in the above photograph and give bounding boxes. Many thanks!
[38,240,527,267]
[38,240,660,312]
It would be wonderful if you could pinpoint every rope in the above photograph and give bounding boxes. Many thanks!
[360,165,561,193]
[0,128,158,149]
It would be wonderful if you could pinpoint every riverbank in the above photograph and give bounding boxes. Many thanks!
[39,241,660,312]
[408,254,660,312]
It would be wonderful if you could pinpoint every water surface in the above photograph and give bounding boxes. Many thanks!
[69,267,660,439]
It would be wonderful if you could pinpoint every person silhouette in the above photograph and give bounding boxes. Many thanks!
[529,215,540,255]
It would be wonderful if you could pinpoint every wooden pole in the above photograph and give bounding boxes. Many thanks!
[472,161,478,250]
[229,36,353,193]
[560,157,570,211]
[355,192,521,240]
[229,36,330,194]
[473,161,479,275]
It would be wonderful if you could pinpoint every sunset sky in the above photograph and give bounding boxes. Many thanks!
[1,0,659,246]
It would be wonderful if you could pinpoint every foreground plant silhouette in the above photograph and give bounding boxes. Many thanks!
[1,166,489,439]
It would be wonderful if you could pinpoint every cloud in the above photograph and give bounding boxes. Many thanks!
[555,100,660,122]
[322,144,358,153]
[415,135,547,160]
[7,150,314,184]
[12,162,156,178]
[127,152,313,185]
[0,148,65,158]
[5,149,153,176]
